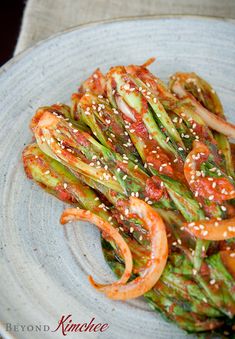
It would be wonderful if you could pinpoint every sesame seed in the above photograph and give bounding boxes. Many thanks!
[188,222,195,227]
[63,183,68,189]
[130,227,134,233]
[209,167,216,172]
[44,170,50,175]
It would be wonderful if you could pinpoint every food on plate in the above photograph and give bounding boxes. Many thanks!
[23,59,235,335]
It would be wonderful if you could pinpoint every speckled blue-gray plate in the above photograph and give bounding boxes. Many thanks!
[0,16,235,339]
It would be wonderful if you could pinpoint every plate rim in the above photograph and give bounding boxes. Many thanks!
[1,14,235,77]
[1,14,235,339]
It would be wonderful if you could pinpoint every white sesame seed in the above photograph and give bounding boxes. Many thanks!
[188,222,195,227]
[209,167,216,172]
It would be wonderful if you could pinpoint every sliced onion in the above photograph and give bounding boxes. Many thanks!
[185,217,235,240]
[104,197,168,300]
[172,81,235,138]
[60,208,133,290]
[115,94,137,122]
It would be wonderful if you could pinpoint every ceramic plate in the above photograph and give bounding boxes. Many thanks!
[0,16,235,339]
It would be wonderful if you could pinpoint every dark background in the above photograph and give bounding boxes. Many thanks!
[0,0,26,66]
